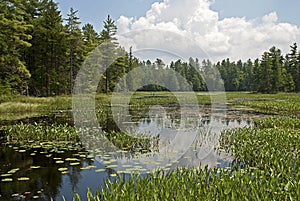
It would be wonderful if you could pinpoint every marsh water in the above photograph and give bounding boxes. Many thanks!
[0,105,262,200]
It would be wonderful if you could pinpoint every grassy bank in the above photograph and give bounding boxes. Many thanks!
[227,92,300,117]
[1,92,299,114]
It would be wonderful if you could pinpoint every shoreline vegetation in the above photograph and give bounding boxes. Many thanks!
[0,92,299,200]
[0,91,299,118]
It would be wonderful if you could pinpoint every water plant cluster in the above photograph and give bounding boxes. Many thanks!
[229,92,300,117]
[106,131,159,153]
[4,123,78,143]
[72,116,299,200]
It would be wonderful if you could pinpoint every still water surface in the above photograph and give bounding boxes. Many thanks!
[0,105,261,200]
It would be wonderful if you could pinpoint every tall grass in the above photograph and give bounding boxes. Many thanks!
[229,92,300,117]
[4,123,78,142]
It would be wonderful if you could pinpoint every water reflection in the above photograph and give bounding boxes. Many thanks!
[109,105,253,172]
[0,105,258,200]
[0,142,88,200]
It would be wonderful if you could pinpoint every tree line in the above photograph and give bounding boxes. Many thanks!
[216,44,300,93]
[1,0,103,96]
[1,0,300,96]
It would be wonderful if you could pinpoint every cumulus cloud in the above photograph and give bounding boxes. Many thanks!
[116,0,300,63]
[262,12,278,23]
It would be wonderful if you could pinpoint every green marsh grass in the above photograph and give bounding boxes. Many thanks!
[0,95,72,121]
[105,131,159,153]
[73,116,300,200]
[228,92,300,117]
[4,123,78,142]
[254,116,300,129]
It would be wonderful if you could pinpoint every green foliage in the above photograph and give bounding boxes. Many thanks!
[73,116,300,201]
[4,123,79,142]
[221,126,299,170]
[230,92,300,117]
[26,0,69,96]
[105,131,159,153]
[286,43,300,91]
[82,23,100,53]
[216,44,300,93]
[2,1,300,95]
[0,0,32,93]
[254,117,300,129]
[1,92,299,200]
[80,164,299,200]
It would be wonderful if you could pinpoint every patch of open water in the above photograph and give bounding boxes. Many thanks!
[0,105,265,200]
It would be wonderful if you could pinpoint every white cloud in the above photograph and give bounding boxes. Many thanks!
[117,16,134,33]
[116,0,300,63]
[262,12,278,24]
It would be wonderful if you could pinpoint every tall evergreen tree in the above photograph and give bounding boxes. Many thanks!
[260,52,273,93]
[66,7,85,93]
[252,59,261,92]
[286,43,300,91]
[269,46,283,92]
[28,0,68,96]
[244,59,253,91]
[82,23,100,53]
[0,0,32,94]
[99,15,118,93]
[282,56,295,92]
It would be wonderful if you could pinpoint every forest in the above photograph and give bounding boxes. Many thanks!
[1,0,300,96]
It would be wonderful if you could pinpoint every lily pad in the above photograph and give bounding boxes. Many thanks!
[69,162,80,166]
[58,167,68,172]
[65,158,79,161]
[80,165,96,170]
[30,166,41,169]
[2,178,13,182]
[1,174,12,177]
[95,168,106,173]
[17,177,30,181]
[107,165,118,168]
[8,168,20,174]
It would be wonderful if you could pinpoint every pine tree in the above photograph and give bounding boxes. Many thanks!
[260,52,273,93]
[269,46,283,92]
[282,56,295,92]
[99,15,118,93]
[244,59,253,91]
[0,0,32,94]
[286,43,300,91]
[66,7,85,93]
[28,0,68,96]
[252,59,261,92]
[82,23,100,54]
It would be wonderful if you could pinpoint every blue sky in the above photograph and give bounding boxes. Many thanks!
[55,0,163,31]
[212,0,300,26]
[54,0,300,62]
[55,0,300,28]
